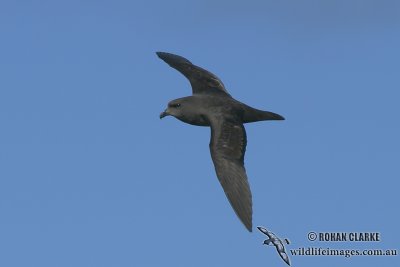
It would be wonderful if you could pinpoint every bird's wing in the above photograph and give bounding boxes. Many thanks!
[257,226,269,236]
[209,116,252,231]
[278,249,291,266]
[257,226,275,238]
[156,52,231,96]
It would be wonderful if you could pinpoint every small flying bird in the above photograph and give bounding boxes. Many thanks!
[257,226,291,266]
[157,52,284,232]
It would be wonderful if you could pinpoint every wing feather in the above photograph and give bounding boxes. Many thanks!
[156,52,231,96]
[209,117,252,231]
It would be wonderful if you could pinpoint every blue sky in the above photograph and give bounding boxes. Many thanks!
[0,1,399,266]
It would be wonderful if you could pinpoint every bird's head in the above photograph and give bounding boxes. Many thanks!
[160,98,186,120]
[263,239,272,245]
[160,96,208,126]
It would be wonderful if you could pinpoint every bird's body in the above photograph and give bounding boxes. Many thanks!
[166,95,282,127]
[257,227,291,266]
[158,52,284,232]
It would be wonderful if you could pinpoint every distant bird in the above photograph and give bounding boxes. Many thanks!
[257,226,291,266]
[157,52,284,232]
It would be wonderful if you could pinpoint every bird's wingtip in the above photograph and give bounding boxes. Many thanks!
[244,221,252,232]
[155,51,165,58]
[155,51,192,65]
[257,226,270,236]
[273,113,285,121]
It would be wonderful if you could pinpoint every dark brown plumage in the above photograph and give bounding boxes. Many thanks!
[158,52,284,232]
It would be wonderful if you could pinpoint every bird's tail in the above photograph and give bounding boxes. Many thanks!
[242,106,285,123]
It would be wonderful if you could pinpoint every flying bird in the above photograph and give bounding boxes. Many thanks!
[157,52,284,232]
[257,226,291,266]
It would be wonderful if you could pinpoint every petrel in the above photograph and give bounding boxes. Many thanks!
[257,226,291,266]
[157,52,284,232]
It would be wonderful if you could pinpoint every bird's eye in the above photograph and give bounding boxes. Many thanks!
[168,103,181,108]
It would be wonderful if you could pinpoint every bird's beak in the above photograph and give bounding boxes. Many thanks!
[160,109,169,119]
